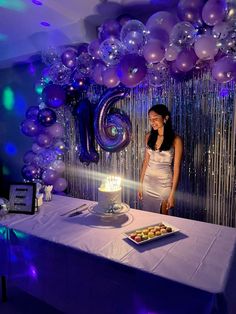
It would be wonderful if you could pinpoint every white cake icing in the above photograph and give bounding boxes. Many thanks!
[96,176,122,213]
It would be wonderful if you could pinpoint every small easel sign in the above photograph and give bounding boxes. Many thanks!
[9,183,36,215]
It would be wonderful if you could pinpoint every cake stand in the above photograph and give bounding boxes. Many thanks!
[88,203,130,218]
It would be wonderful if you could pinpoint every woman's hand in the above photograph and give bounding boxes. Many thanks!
[138,184,143,200]
[166,194,175,210]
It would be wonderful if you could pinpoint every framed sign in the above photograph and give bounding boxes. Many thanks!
[9,183,36,215]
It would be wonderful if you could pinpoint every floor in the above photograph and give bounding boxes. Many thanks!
[0,283,62,314]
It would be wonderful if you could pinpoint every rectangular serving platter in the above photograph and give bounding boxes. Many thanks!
[124,222,180,245]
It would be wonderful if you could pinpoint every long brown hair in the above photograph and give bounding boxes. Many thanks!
[147,104,175,151]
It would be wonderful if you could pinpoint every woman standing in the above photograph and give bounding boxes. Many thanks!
[138,104,183,214]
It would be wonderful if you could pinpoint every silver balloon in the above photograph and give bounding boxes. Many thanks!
[170,21,197,47]
[147,62,169,87]
[120,19,147,54]
[77,52,93,76]
[49,62,71,85]
[212,21,233,40]
[41,46,61,66]
[99,38,125,65]
[221,31,236,55]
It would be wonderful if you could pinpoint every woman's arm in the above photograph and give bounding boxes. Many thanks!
[166,135,183,209]
[138,133,150,200]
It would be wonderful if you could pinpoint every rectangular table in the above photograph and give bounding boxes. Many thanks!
[1,195,236,314]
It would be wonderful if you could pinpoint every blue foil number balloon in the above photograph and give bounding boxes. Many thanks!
[94,87,132,152]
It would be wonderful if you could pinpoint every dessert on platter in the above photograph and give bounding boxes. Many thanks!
[89,176,129,216]
[124,222,180,245]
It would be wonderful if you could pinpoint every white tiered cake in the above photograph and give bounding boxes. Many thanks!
[96,176,122,214]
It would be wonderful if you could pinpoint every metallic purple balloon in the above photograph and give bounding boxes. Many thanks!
[50,160,65,174]
[194,34,219,60]
[88,39,101,59]
[102,66,120,88]
[146,11,178,34]
[98,19,121,41]
[92,61,107,85]
[94,87,132,152]
[212,56,236,83]
[42,84,66,108]
[37,108,57,127]
[176,48,197,72]
[42,169,59,185]
[26,106,40,120]
[21,164,41,181]
[23,150,37,164]
[53,177,68,192]
[202,0,226,26]
[117,54,147,88]
[61,48,78,68]
[143,40,165,63]
[21,119,40,137]
[36,132,53,148]
[45,122,64,138]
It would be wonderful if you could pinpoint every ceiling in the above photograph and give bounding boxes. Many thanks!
[0,0,179,68]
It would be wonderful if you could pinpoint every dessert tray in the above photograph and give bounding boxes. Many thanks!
[88,203,130,217]
[124,222,180,245]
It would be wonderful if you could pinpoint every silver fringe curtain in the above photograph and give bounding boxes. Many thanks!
[61,71,236,227]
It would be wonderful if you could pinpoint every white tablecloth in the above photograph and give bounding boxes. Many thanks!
[1,195,236,314]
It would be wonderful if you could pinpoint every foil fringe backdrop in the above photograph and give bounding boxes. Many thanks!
[60,72,236,227]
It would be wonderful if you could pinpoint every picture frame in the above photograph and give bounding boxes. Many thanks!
[8,182,36,215]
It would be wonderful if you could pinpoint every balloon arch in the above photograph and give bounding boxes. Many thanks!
[20,0,236,191]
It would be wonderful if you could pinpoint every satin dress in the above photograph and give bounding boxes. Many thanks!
[142,147,174,213]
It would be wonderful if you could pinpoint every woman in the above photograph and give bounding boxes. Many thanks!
[138,104,183,214]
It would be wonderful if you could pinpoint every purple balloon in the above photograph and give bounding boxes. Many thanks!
[45,122,64,138]
[146,11,178,34]
[194,35,219,60]
[77,43,89,55]
[202,0,226,26]
[176,48,197,72]
[170,61,192,81]
[36,132,53,148]
[61,48,78,68]
[94,87,132,152]
[177,0,204,24]
[88,39,101,59]
[165,45,181,61]
[178,7,203,24]
[92,61,107,85]
[26,106,40,120]
[102,66,120,88]
[34,149,58,169]
[21,119,40,137]
[98,19,121,41]
[53,177,68,192]
[22,164,41,181]
[23,150,36,164]
[32,143,45,154]
[147,27,170,47]
[143,40,165,63]
[50,160,66,174]
[117,54,147,88]
[117,14,132,26]
[53,140,66,155]
[212,56,236,83]
[37,108,57,127]
[42,84,66,108]
[42,169,59,185]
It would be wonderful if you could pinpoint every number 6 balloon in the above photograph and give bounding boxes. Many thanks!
[94,87,132,152]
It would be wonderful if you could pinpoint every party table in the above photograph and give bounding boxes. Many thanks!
[0,195,236,314]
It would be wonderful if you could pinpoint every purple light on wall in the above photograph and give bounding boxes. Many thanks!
[40,21,50,27]
[32,0,43,5]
